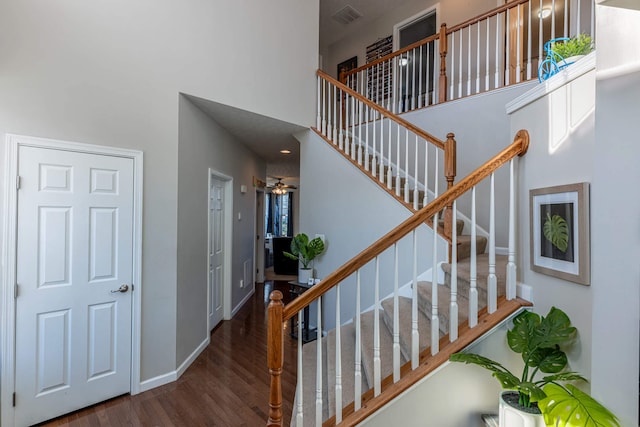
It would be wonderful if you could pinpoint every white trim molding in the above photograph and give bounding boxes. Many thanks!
[1,134,144,426]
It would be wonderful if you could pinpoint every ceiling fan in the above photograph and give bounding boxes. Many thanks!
[268,177,297,194]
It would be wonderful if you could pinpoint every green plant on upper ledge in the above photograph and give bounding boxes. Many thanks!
[551,34,594,59]
[450,307,620,427]
[283,233,325,269]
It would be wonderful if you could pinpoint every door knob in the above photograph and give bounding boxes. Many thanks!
[110,284,129,293]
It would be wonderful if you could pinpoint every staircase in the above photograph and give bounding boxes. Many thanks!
[291,219,505,426]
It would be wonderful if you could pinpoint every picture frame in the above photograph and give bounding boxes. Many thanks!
[529,182,590,285]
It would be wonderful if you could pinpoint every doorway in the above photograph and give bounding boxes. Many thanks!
[207,169,232,331]
[1,135,143,427]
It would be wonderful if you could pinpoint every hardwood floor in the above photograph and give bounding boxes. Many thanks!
[38,281,298,427]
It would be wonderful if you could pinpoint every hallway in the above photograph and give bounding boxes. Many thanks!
[38,282,298,427]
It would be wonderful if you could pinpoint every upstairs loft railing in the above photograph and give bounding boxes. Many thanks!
[316,69,458,242]
[341,0,595,114]
[266,129,530,426]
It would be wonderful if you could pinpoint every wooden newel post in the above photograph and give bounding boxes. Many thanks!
[438,23,448,104]
[267,290,284,426]
[444,133,457,247]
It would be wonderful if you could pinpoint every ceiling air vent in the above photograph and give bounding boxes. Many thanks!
[331,5,363,25]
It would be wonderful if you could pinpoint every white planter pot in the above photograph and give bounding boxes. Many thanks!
[298,267,312,285]
[561,54,585,66]
[499,391,545,427]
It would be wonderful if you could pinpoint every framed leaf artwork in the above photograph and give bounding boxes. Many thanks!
[530,183,590,285]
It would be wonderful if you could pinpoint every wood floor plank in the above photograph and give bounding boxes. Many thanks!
[36,281,298,427]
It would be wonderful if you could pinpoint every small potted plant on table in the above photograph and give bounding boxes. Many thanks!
[283,233,325,284]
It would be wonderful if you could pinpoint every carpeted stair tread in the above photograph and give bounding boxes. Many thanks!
[416,281,469,335]
[456,235,488,261]
[380,296,432,360]
[438,218,465,236]
[357,310,407,390]
[326,322,368,418]
[291,336,329,426]
[442,254,508,300]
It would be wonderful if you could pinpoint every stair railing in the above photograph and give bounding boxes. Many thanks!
[267,130,529,426]
[342,0,595,114]
[317,70,458,241]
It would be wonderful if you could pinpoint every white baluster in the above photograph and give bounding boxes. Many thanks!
[469,187,478,328]
[450,32,455,100]
[351,97,356,160]
[591,0,595,44]
[387,59,392,111]
[379,118,385,184]
[399,55,404,113]
[387,120,393,189]
[395,124,401,195]
[506,9,511,86]
[431,210,440,355]
[374,257,381,396]
[297,310,304,425]
[495,13,500,89]
[327,83,333,141]
[450,200,458,342]
[516,5,522,83]
[404,129,410,203]
[338,88,344,148]
[467,25,472,96]
[539,0,543,67]
[364,104,369,171]
[485,19,490,91]
[527,0,532,80]
[564,0,568,38]
[413,135,419,210]
[458,28,463,98]
[322,78,327,136]
[423,140,429,208]
[433,39,439,105]
[372,108,377,179]
[411,47,417,110]
[315,296,323,426]
[551,0,556,40]
[335,284,342,423]
[487,173,497,314]
[476,22,481,94]
[342,93,348,152]
[392,56,398,114]
[355,271,362,410]
[507,159,516,300]
[418,44,424,108]
[316,76,321,130]
[393,243,400,382]
[357,100,363,165]
[577,0,581,35]
[411,230,419,368]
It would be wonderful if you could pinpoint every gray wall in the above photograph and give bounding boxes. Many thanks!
[176,97,266,366]
[298,130,446,330]
[0,0,318,384]
[591,5,640,426]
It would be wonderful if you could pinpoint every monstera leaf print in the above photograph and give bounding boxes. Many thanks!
[543,213,569,252]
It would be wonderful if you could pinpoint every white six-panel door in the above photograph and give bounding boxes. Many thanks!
[209,176,225,330]
[14,146,134,426]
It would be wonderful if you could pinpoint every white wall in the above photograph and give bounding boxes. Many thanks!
[324,0,497,79]
[0,0,318,385]
[297,130,446,330]
[509,68,596,388]
[176,96,266,366]
[590,5,640,426]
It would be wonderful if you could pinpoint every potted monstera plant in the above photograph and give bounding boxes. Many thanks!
[283,233,325,284]
[450,307,619,427]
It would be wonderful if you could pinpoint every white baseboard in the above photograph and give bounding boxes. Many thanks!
[517,282,533,302]
[176,335,210,379]
[138,370,177,393]
[231,288,255,317]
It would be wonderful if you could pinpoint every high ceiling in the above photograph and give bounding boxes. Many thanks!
[187,1,401,183]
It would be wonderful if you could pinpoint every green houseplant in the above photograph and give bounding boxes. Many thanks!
[551,34,594,61]
[450,307,619,427]
[283,233,325,283]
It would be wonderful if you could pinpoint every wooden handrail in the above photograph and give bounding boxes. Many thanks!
[281,129,529,322]
[446,0,530,33]
[317,70,446,150]
[344,33,440,77]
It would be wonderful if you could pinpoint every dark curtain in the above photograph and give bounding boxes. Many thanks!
[266,193,273,235]
[265,193,293,237]
[286,192,293,237]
